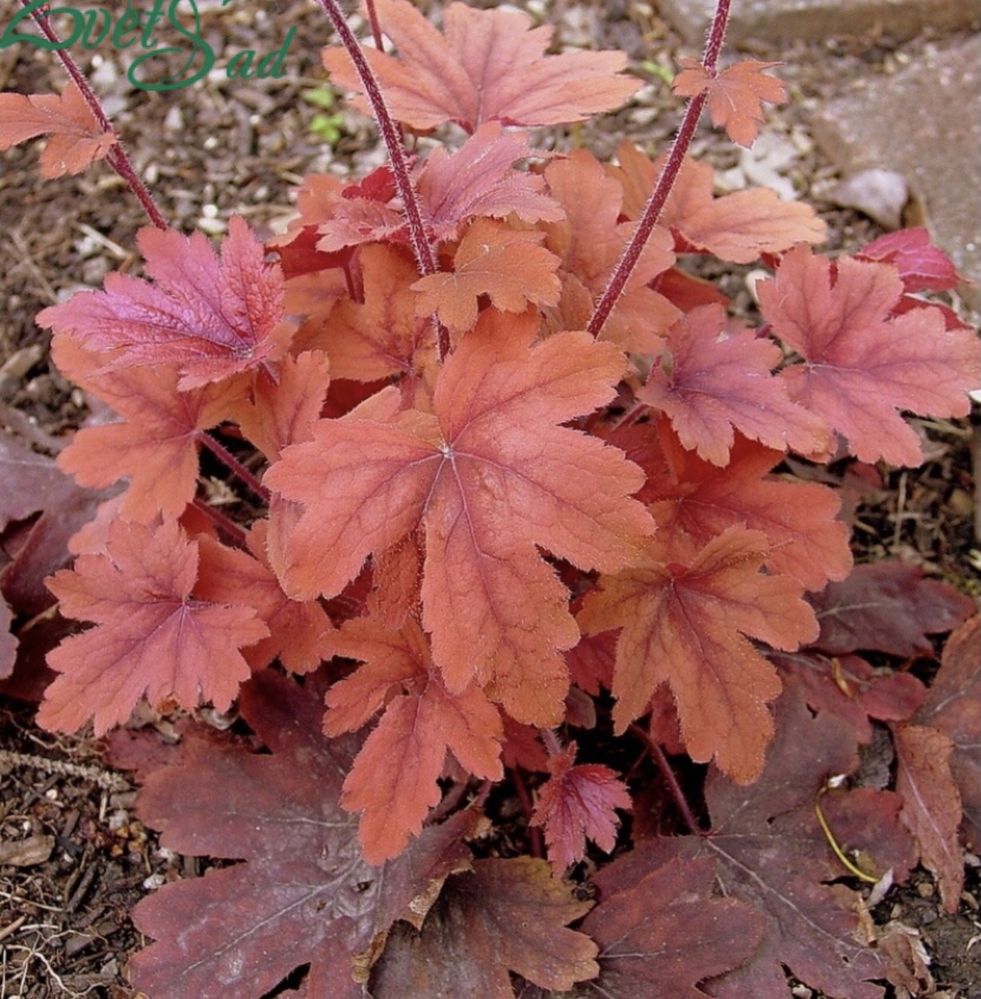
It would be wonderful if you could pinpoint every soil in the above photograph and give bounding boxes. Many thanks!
[1,2,979,997]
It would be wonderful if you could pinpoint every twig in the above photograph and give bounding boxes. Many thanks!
[588,0,732,337]
[365,0,384,49]
[191,497,249,547]
[0,749,129,791]
[510,767,545,858]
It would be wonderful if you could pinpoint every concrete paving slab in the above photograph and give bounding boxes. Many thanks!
[659,0,981,44]
[810,36,981,308]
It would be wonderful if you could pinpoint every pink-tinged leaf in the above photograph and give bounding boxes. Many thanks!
[617,422,851,590]
[412,220,560,332]
[774,650,926,743]
[52,337,242,521]
[37,217,289,389]
[808,561,976,657]
[759,246,981,465]
[0,82,116,177]
[544,149,678,351]
[324,0,640,131]
[916,617,981,851]
[531,742,630,872]
[579,527,817,783]
[416,122,564,239]
[565,631,616,695]
[628,689,893,998]
[327,618,503,864]
[37,520,267,735]
[673,58,785,147]
[639,304,829,465]
[369,857,599,994]
[613,144,826,263]
[266,310,654,728]
[130,671,480,998]
[894,723,964,912]
[235,350,331,459]
[858,227,961,293]
[581,855,763,997]
[195,525,335,674]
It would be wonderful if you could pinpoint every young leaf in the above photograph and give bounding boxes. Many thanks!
[51,338,242,521]
[130,671,477,998]
[580,856,764,997]
[808,561,976,656]
[531,742,631,873]
[617,422,851,590]
[37,520,268,734]
[857,227,961,293]
[0,81,117,178]
[916,617,981,851]
[579,527,818,783]
[323,0,640,131]
[613,143,826,263]
[893,723,964,913]
[411,221,561,333]
[37,217,289,389]
[326,618,503,864]
[759,246,981,465]
[369,857,599,995]
[265,310,654,727]
[631,689,895,998]
[673,59,785,147]
[416,123,563,236]
[638,304,829,465]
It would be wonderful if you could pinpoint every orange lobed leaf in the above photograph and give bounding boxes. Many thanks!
[612,422,851,590]
[613,142,826,263]
[324,0,640,132]
[759,246,981,466]
[38,520,268,735]
[326,617,503,864]
[234,350,332,460]
[544,150,679,351]
[195,523,336,674]
[579,526,818,782]
[411,220,561,333]
[531,742,631,873]
[0,81,117,178]
[265,309,654,726]
[673,58,786,147]
[51,337,242,522]
[638,303,829,465]
[37,217,289,390]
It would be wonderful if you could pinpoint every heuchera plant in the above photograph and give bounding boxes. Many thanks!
[2,0,980,995]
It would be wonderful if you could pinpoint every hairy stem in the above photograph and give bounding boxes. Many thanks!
[364,0,384,49]
[19,0,168,230]
[197,432,271,503]
[587,0,732,337]
[192,498,248,547]
[540,728,564,758]
[314,0,450,361]
[629,724,702,834]
[511,767,545,858]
